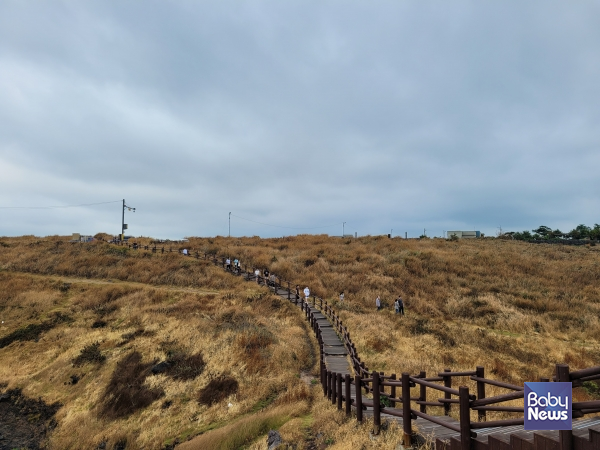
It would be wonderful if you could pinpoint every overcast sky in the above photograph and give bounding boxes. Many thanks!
[1,1,599,239]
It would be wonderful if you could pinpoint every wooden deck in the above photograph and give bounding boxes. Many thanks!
[238,270,600,449]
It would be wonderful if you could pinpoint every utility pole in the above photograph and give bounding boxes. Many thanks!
[121,199,136,241]
[391,229,393,238]
[343,222,346,237]
[121,199,125,240]
[229,212,231,237]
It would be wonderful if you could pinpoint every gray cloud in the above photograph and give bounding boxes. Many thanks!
[1,1,599,239]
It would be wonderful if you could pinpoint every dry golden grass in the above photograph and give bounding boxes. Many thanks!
[182,235,600,379]
[185,234,600,424]
[0,237,316,449]
[1,234,600,448]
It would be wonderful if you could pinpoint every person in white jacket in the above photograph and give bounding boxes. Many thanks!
[303,287,310,301]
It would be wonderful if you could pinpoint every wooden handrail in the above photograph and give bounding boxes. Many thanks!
[569,365,600,380]
[470,390,524,407]
[415,401,445,407]
[437,398,460,404]
[471,405,523,412]
[410,377,474,399]
[572,400,600,410]
[469,376,524,391]
[437,370,477,377]
[411,409,465,434]
[208,249,600,447]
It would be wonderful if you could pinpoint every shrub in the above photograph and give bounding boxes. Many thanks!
[72,342,105,366]
[100,351,163,419]
[158,340,206,380]
[198,376,239,406]
[0,313,71,349]
[165,352,206,381]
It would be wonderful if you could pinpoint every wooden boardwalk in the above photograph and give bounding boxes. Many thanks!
[235,268,600,450]
[269,285,467,446]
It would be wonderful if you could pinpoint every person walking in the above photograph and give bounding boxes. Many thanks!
[254,268,260,284]
[304,286,310,302]
[376,296,381,311]
[295,285,300,302]
[394,298,400,314]
[263,268,270,286]
[339,291,345,303]
[397,296,405,316]
[226,257,231,271]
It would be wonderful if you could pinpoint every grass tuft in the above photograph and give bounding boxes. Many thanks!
[100,351,164,419]
[72,342,106,366]
[198,376,239,406]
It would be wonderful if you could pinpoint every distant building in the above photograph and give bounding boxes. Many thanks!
[70,233,94,242]
[447,231,481,239]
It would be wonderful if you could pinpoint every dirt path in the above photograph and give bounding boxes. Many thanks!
[9,271,220,296]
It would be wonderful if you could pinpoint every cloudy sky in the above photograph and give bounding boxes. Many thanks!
[1,1,599,239]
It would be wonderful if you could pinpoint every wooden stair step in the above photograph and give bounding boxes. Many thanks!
[322,346,347,356]
[507,430,533,450]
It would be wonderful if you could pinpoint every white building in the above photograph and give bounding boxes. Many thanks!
[447,231,481,239]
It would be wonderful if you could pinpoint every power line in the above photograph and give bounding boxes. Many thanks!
[230,213,342,230]
[0,200,122,210]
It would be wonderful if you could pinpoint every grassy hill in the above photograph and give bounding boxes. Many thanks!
[0,235,599,449]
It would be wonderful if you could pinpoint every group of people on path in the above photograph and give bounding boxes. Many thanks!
[294,285,312,302]
[253,267,278,287]
[376,295,405,315]
[225,257,241,273]
[226,259,406,316]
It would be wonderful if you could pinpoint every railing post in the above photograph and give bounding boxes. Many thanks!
[355,375,363,423]
[319,355,327,396]
[337,373,343,410]
[390,373,397,408]
[372,371,381,435]
[419,370,427,414]
[443,368,452,416]
[330,372,336,404]
[327,371,332,400]
[459,386,472,450]
[321,357,326,396]
[287,281,290,301]
[475,366,486,422]
[345,374,351,417]
[402,372,412,447]
[361,363,369,392]
[556,364,572,450]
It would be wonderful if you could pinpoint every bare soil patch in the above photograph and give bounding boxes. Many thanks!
[0,388,61,450]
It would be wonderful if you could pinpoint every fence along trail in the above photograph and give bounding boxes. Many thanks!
[139,245,600,450]
[200,252,600,450]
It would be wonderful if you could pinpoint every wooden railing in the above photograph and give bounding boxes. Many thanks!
[113,244,600,450]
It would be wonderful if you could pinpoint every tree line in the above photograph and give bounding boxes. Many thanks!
[507,224,600,241]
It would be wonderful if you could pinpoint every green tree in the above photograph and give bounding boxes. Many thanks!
[532,226,552,238]
[513,230,533,240]
[590,224,600,241]
[568,224,591,240]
